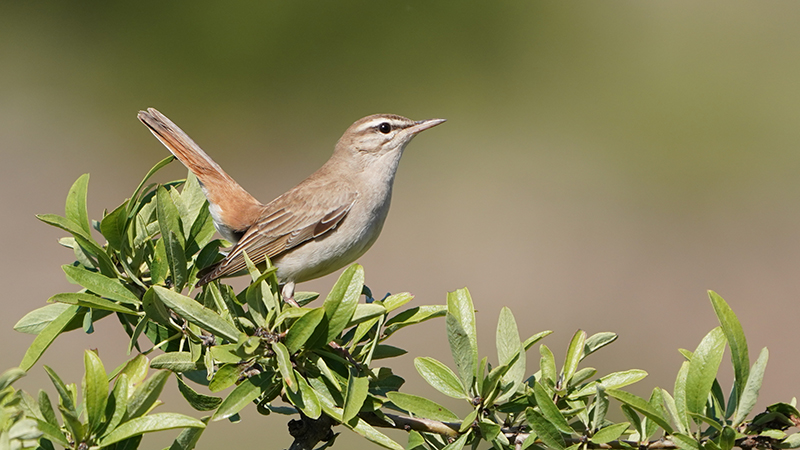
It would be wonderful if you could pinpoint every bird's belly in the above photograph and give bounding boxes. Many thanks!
[272,207,387,283]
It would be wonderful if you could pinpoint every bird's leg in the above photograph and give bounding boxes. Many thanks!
[281,281,299,307]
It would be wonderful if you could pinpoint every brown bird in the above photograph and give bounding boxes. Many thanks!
[138,108,445,304]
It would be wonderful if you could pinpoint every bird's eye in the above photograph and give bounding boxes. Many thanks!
[378,122,391,134]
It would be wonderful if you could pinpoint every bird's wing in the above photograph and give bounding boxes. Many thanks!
[198,182,356,284]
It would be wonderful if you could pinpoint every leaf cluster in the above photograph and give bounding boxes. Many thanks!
[10,161,800,450]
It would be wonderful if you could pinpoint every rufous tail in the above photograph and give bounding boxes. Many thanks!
[138,108,264,236]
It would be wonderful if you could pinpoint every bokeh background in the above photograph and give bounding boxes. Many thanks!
[2,1,799,448]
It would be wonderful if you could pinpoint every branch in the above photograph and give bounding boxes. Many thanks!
[360,412,784,450]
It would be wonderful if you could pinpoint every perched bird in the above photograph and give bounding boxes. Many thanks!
[138,108,445,304]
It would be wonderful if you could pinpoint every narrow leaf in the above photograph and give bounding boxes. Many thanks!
[387,392,459,422]
[526,408,565,450]
[592,422,630,444]
[685,327,726,416]
[496,307,525,401]
[83,350,108,432]
[606,388,673,434]
[709,291,749,401]
[98,413,205,446]
[212,372,274,421]
[62,265,140,305]
[343,369,370,423]
[273,342,296,391]
[562,329,586,386]
[153,286,239,342]
[285,307,325,353]
[414,357,467,399]
[65,173,91,235]
[20,305,80,371]
[533,382,573,434]
[323,264,364,341]
[733,347,769,426]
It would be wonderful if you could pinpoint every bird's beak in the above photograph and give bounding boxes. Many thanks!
[408,118,447,135]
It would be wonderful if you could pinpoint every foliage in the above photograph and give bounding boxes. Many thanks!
[10,160,800,450]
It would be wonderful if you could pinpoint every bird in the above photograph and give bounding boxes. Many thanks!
[137,108,445,304]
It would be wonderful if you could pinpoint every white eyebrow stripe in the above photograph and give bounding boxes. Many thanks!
[356,117,404,133]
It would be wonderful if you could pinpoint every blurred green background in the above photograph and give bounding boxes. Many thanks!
[2,1,799,448]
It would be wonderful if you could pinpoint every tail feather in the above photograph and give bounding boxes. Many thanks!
[138,108,264,239]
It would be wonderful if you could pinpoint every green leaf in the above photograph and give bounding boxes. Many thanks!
[539,344,557,388]
[60,405,85,443]
[592,422,630,444]
[733,347,769,426]
[442,432,469,450]
[208,364,241,393]
[661,389,687,435]
[0,367,24,392]
[105,374,128,436]
[719,426,736,450]
[156,186,187,289]
[533,382,573,434]
[685,327,726,416]
[343,369,369,424]
[20,305,80,372]
[285,307,326,353]
[414,357,467,399]
[14,303,74,335]
[526,407,565,450]
[150,352,201,373]
[382,293,414,312]
[213,372,274,421]
[673,360,690,432]
[166,416,209,450]
[479,419,502,442]
[114,354,150,386]
[496,307,525,401]
[383,305,447,336]
[153,286,239,342]
[709,291,749,401]
[620,404,642,441]
[62,265,140,305]
[562,329,586,386]
[644,387,664,440]
[569,369,649,398]
[37,390,58,428]
[128,156,175,217]
[176,376,221,411]
[524,330,553,351]
[126,370,170,419]
[323,264,365,341]
[36,213,116,276]
[446,288,478,392]
[782,433,800,449]
[33,418,69,448]
[583,332,618,360]
[100,201,130,251]
[371,344,407,360]
[387,392,459,422]
[50,292,138,315]
[285,373,322,419]
[99,413,205,446]
[83,350,109,432]
[446,314,475,393]
[350,417,405,450]
[65,173,91,236]
[606,388,673,434]
[347,303,387,327]
[671,432,700,450]
[273,342,297,391]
